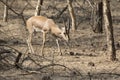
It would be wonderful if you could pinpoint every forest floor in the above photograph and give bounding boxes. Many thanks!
[0,0,120,80]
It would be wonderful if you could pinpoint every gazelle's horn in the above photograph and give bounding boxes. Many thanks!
[62,18,66,30]
[62,17,70,40]
[67,17,70,40]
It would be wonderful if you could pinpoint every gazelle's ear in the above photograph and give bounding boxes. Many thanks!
[61,27,65,32]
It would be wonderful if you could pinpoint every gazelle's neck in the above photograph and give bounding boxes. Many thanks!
[51,25,61,35]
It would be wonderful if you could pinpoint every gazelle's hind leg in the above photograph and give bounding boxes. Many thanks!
[27,33,34,54]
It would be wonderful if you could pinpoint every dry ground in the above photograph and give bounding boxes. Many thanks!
[0,0,120,80]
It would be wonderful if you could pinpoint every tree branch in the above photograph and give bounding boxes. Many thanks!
[0,0,26,25]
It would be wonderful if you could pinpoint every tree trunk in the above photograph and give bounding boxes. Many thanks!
[67,0,76,31]
[103,0,116,61]
[93,2,103,33]
[35,0,43,16]
[3,0,8,22]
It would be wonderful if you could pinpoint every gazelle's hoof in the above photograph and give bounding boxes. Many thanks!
[60,52,62,56]
[28,52,31,54]
[42,54,44,57]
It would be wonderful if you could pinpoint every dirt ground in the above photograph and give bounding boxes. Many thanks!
[0,0,120,80]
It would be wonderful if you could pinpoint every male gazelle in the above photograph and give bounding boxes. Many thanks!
[26,16,69,56]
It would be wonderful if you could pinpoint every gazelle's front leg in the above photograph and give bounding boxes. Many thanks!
[41,32,46,56]
[56,39,62,55]
[27,33,34,54]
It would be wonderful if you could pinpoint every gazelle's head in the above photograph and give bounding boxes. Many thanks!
[52,26,69,42]
[61,18,71,42]
[59,27,69,42]
[52,18,70,42]
[58,18,70,42]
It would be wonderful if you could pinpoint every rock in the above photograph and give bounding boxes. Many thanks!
[69,51,74,56]
[42,75,52,80]
[88,62,95,67]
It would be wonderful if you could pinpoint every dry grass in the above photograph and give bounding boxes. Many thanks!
[0,0,120,80]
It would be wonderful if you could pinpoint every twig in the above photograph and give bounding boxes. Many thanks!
[0,45,23,67]
[56,5,68,19]
[86,0,94,9]
[25,0,36,9]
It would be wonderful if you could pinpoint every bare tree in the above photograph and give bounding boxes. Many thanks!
[103,0,116,61]
[92,1,103,33]
[35,0,44,16]
[3,0,8,22]
[67,0,76,31]
[0,0,27,25]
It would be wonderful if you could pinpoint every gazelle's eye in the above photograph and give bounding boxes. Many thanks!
[63,33,67,36]
[57,32,60,34]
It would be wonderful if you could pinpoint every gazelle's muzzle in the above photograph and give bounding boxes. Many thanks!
[62,34,69,42]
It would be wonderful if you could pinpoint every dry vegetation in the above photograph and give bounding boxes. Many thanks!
[0,0,120,80]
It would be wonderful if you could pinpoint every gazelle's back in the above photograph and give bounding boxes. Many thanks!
[27,16,48,28]
[26,16,56,33]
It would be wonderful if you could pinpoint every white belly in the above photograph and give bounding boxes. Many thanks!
[33,26,44,32]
